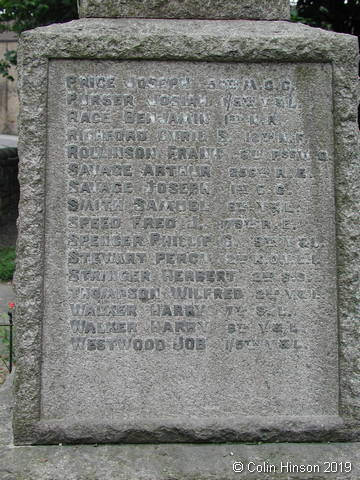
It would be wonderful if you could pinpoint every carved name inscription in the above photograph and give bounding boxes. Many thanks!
[43,61,338,419]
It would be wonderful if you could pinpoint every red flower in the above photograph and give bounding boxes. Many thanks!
[8,302,15,310]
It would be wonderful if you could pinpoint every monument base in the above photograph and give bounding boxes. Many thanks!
[2,375,360,480]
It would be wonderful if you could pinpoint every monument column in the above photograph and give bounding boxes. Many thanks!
[14,0,359,445]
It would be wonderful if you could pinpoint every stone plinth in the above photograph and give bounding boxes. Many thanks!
[78,0,290,20]
[1,374,360,480]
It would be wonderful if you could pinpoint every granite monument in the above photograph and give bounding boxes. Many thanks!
[14,0,360,445]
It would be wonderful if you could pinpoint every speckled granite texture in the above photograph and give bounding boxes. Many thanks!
[78,0,290,20]
[2,374,360,479]
[14,18,359,445]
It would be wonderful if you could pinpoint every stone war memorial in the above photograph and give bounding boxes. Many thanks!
[6,0,360,476]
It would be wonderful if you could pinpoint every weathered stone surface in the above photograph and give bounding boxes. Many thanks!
[0,373,13,445]
[78,0,290,20]
[2,375,360,479]
[43,59,338,422]
[14,18,359,445]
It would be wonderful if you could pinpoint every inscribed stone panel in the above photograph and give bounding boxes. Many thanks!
[42,60,338,423]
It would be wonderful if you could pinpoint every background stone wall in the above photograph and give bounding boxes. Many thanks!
[0,32,18,135]
[0,146,19,226]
